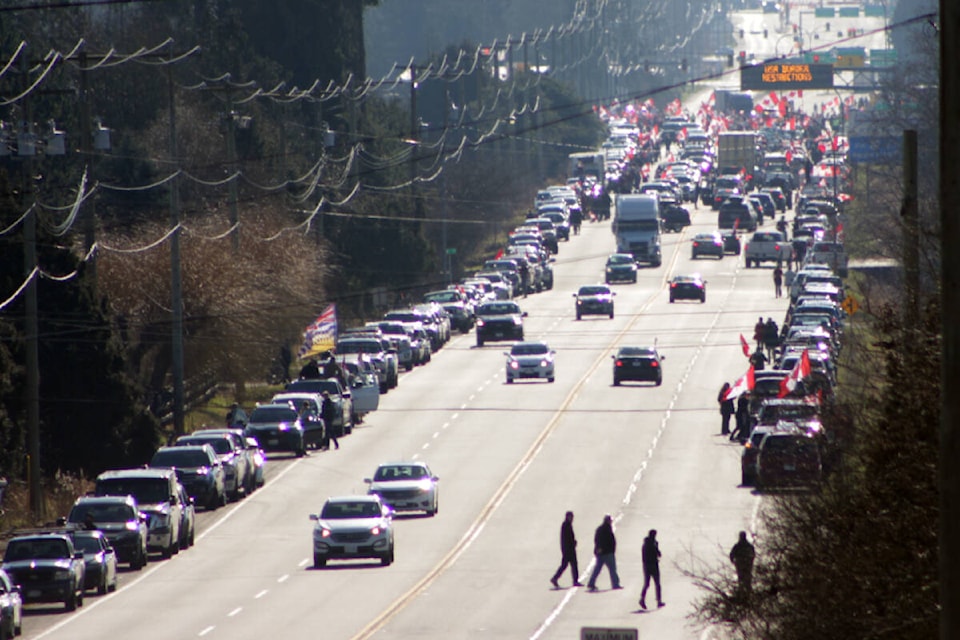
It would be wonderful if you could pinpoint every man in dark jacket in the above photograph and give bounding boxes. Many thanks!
[730,530,756,600]
[718,383,735,435]
[586,515,621,591]
[639,529,664,609]
[550,511,581,588]
[321,391,339,450]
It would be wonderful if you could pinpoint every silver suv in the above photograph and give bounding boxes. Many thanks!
[94,468,184,558]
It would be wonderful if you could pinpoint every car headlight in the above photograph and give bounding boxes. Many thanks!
[316,528,331,539]
[125,520,141,531]
[540,360,549,367]
[277,422,290,431]
[476,318,485,327]
[370,526,381,535]
[606,267,613,272]
[509,361,519,369]
[513,316,523,324]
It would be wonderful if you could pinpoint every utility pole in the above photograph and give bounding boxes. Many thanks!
[225,98,240,252]
[902,130,919,333]
[940,1,959,637]
[167,64,185,437]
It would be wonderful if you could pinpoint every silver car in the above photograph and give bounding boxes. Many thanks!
[364,462,439,516]
[309,495,395,568]
[505,341,556,383]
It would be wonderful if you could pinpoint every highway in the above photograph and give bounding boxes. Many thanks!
[23,193,790,640]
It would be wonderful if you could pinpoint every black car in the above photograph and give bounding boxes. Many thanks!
[66,496,148,570]
[69,530,118,595]
[661,204,691,233]
[612,346,665,386]
[244,403,307,457]
[669,275,706,303]
[721,231,742,255]
[573,284,615,320]
[475,301,526,347]
[151,444,226,510]
[604,253,638,284]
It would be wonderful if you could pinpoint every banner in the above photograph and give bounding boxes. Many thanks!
[298,304,338,359]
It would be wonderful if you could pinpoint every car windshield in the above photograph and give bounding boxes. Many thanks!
[478,303,520,315]
[578,286,610,296]
[607,255,633,265]
[69,502,136,524]
[374,465,429,481]
[511,343,549,356]
[320,501,383,519]
[286,379,341,395]
[4,539,71,561]
[151,449,211,469]
[337,340,382,354]
[97,478,169,504]
[618,347,655,357]
[250,406,299,423]
[178,437,233,455]
[71,535,104,554]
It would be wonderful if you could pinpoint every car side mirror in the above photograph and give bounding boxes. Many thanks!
[522,311,528,317]
[309,514,319,521]
[571,293,577,297]
[56,516,67,526]
[363,478,372,484]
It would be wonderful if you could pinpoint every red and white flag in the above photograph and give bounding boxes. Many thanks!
[739,334,751,357]
[779,350,812,398]
[723,366,755,401]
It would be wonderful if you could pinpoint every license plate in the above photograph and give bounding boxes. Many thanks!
[494,332,504,338]
[28,589,41,598]
[345,545,357,554]
[268,439,279,446]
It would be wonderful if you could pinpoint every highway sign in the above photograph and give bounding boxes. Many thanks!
[848,136,900,165]
[581,628,639,640]
[841,295,860,315]
[741,63,834,90]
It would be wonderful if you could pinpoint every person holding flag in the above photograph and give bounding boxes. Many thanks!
[779,350,812,398]
[724,366,756,441]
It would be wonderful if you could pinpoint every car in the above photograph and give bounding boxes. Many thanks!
[268,393,329,449]
[364,462,439,516]
[691,232,724,259]
[505,341,556,383]
[721,231,741,255]
[94,468,184,558]
[283,378,354,434]
[243,403,307,457]
[1,534,85,611]
[173,434,248,502]
[150,444,226,511]
[741,425,777,486]
[604,253,638,284]
[65,495,148,570]
[309,495,395,568]
[175,483,196,551]
[192,427,261,493]
[475,301,526,347]
[69,529,118,595]
[336,335,398,391]
[0,568,22,639]
[756,431,823,489]
[612,346,664,386]
[669,275,706,303]
[573,284,615,320]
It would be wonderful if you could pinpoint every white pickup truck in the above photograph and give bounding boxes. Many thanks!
[744,231,791,267]
[805,241,849,277]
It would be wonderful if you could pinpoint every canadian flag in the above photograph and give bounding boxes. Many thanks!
[740,334,751,357]
[779,350,812,398]
[723,366,755,401]
[495,248,504,260]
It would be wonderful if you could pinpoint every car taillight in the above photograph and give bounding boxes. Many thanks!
[650,361,658,367]
[692,242,699,247]
[615,360,623,367]
[670,283,677,288]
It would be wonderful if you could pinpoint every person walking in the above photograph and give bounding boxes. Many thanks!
[731,393,751,442]
[586,515,621,591]
[321,391,339,450]
[550,511,581,588]
[730,531,756,600]
[638,529,664,609]
[753,316,765,351]
[749,348,768,372]
[718,383,735,435]
[773,263,784,298]
[763,318,780,361]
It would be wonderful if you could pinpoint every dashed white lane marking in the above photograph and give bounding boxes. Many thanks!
[433,432,440,439]
[422,443,430,450]
[277,574,289,584]
[254,590,268,599]
[199,626,215,637]
[228,607,242,617]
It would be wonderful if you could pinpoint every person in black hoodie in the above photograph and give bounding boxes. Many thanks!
[586,515,621,591]
[638,529,664,609]
[550,511,581,588]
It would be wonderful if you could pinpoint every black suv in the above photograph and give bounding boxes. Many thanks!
[66,495,149,569]
[475,301,526,347]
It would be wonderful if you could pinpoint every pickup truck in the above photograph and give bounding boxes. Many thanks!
[2,533,85,611]
[744,231,791,267]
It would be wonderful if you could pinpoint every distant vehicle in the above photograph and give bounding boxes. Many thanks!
[65,495,148,570]
[613,194,662,266]
[309,495,395,568]
[573,284,615,320]
[721,231,742,255]
[718,201,758,232]
[150,444,226,511]
[669,275,706,303]
[605,253,638,284]
[612,346,665,386]
[744,231,791,267]
[505,341,556,384]
[691,232,724,259]
[0,567,22,638]
[94,468,184,558]
[756,432,822,489]
[364,462,439,516]
[475,301,526,347]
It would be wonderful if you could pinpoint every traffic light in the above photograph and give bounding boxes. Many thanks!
[813,54,820,63]
[739,51,747,64]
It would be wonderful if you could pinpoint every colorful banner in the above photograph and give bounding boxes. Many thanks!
[298,304,338,359]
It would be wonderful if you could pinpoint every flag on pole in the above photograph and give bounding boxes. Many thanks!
[298,304,338,359]
[740,334,751,357]
[778,350,812,397]
[723,366,755,401]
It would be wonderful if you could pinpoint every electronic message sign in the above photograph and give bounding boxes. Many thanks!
[740,63,834,90]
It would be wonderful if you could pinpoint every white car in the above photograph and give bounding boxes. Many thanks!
[505,341,556,383]
[309,495,395,568]
[364,462,439,516]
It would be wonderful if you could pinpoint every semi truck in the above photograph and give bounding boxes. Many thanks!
[612,194,661,267]
[568,151,605,182]
[717,131,760,186]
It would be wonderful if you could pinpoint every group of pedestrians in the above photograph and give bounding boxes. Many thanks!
[548,513,755,608]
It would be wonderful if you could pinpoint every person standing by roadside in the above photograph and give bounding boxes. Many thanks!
[550,511,581,588]
[730,531,756,600]
[773,263,784,298]
[731,393,751,442]
[586,515,621,591]
[753,316,765,351]
[638,529,664,609]
[321,391,339,450]
[718,383,735,436]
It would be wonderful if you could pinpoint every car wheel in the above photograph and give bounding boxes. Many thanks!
[405,362,413,372]
[609,309,614,319]
[576,312,581,320]
[379,382,388,394]
[381,549,394,566]
[108,573,118,592]
[669,296,675,303]
[161,543,173,559]
[313,554,326,569]
[207,492,220,511]
[98,574,108,595]
[742,470,753,486]
[655,375,662,386]
[613,378,620,386]
[476,337,484,347]
[220,490,228,508]
[701,295,706,303]
[506,377,514,384]
[295,445,306,458]
[65,590,77,612]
